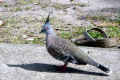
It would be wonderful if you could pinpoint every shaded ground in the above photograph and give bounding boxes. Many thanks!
[0,43,120,80]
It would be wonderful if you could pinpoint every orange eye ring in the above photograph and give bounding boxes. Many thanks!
[44,27,48,31]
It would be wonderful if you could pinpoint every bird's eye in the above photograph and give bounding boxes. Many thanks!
[44,27,48,31]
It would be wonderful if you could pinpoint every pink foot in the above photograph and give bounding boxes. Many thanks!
[57,64,67,72]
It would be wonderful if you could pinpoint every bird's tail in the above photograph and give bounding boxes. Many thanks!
[90,60,112,75]
[98,64,110,73]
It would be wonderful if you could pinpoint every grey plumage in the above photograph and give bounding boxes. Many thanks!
[39,14,112,75]
[47,36,99,66]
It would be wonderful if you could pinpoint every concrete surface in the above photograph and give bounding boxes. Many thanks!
[0,43,120,80]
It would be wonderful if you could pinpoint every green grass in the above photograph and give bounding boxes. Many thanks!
[87,26,120,39]
[72,26,86,37]
[88,31,102,39]
[106,25,120,38]
[1,3,9,7]
[0,15,45,44]
[25,6,31,10]
[57,26,86,40]
[91,15,107,20]
[17,0,27,5]
[4,17,23,29]
[53,3,66,9]
[32,38,45,44]
[60,30,71,39]
[109,16,120,25]
[9,6,22,11]
[53,3,87,10]
[6,36,28,44]
[17,0,35,5]
[72,3,87,7]
[89,14,120,41]
[1,14,120,44]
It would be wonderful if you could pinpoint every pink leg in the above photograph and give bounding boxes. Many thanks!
[57,64,67,72]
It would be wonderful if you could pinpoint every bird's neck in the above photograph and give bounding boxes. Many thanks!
[46,32,57,47]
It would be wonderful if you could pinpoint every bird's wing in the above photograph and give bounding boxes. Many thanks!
[47,40,78,64]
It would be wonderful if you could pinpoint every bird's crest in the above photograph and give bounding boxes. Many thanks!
[45,13,51,24]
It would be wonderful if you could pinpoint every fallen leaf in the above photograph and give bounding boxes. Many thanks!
[0,20,6,26]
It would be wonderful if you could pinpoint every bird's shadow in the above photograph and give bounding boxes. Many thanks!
[7,63,108,76]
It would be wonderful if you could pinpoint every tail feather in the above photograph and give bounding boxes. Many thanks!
[98,64,110,73]
[89,60,112,75]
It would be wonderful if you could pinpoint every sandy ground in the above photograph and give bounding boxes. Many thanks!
[0,43,120,80]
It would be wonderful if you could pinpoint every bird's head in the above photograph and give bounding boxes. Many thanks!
[39,13,54,34]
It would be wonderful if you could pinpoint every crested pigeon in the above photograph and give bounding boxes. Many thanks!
[39,14,112,75]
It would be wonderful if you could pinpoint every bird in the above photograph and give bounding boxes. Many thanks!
[39,13,112,75]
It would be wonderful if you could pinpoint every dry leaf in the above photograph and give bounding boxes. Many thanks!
[0,20,6,26]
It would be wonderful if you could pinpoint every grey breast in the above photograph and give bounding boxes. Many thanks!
[47,41,70,60]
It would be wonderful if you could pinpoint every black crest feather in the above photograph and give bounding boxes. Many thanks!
[45,13,51,23]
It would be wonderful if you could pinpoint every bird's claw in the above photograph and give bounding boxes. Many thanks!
[56,64,67,72]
